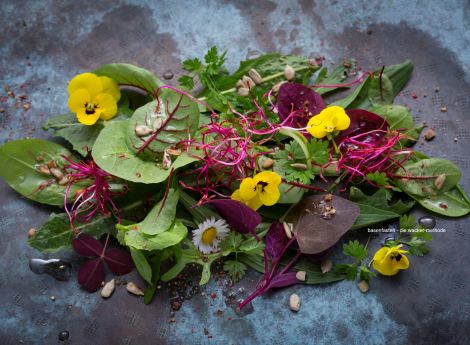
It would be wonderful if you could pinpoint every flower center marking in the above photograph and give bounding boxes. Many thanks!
[390,253,402,262]
[202,227,217,244]
[255,181,269,194]
[85,102,96,115]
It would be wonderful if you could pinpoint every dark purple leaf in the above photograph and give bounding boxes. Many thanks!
[266,271,299,290]
[203,199,262,236]
[284,195,360,255]
[277,82,326,137]
[265,221,286,261]
[336,109,390,147]
[72,234,103,257]
[77,257,104,291]
[103,248,133,275]
[304,247,334,261]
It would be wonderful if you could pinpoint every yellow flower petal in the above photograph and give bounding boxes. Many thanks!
[68,89,90,113]
[373,245,409,276]
[93,93,118,120]
[240,177,257,201]
[307,116,329,138]
[253,171,282,187]
[68,73,102,100]
[231,189,246,203]
[245,193,263,211]
[99,76,121,102]
[258,186,280,206]
[76,108,101,125]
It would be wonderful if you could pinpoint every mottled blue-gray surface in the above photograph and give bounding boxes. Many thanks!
[1,0,470,344]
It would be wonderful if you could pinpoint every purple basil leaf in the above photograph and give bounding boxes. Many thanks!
[284,195,360,255]
[336,109,390,146]
[103,248,133,275]
[266,271,300,290]
[277,82,326,138]
[203,199,261,236]
[265,221,286,261]
[77,258,104,291]
[72,234,104,257]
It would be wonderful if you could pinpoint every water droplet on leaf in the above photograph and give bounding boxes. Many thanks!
[418,216,436,229]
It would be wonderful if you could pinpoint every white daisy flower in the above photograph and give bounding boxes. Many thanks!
[192,216,230,254]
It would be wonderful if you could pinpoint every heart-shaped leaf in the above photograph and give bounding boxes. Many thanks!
[284,195,360,255]
[336,109,390,146]
[265,221,286,261]
[72,234,103,257]
[203,199,262,236]
[77,258,104,291]
[126,87,199,158]
[277,83,326,133]
[103,248,133,275]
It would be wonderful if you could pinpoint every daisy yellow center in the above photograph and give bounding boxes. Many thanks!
[202,227,217,244]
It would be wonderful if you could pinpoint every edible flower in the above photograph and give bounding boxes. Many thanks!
[306,106,350,138]
[372,244,409,276]
[232,171,281,211]
[67,73,121,125]
[192,216,230,254]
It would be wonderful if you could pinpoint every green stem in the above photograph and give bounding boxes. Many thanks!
[279,128,312,170]
[197,66,312,102]
[116,222,141,230]
[364,233,372,250]
[331,139,339,154]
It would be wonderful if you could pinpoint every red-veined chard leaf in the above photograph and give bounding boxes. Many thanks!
[265,221,286,261]
[126,86,199,158]
[203,199,262,237]
[284,195,360,255]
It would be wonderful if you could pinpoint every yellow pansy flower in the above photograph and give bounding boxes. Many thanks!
[67,73,121,125]
[306,106,350,138]
[231,171,282,211]
[372,244,409,276]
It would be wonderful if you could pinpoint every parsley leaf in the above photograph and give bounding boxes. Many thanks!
[399,214,417,231]
[218,231,243,255]
[345,265,359,281]
[407,238,429,256]
[342,240,368,260]
[284,166,316,185]
[411,229,433,242]
[276,140,305,165]
[223,260,247,282]
[359,264,376,282]
[306,138,330,165]
[239,240,265,256]
[366,171,390,186]
[204,46,219,64]
[177,75,195,90]
[182,57,202,74]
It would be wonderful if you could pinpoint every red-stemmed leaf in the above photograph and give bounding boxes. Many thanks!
[72,234,104,257]
[277,83,326,139]
[266,271,300,290]
[336,109,390,147]
[103,248,133,275]
[265,221,286,261]
[203,199,262,237]
[77,257,104,291]
[284,195,360,255]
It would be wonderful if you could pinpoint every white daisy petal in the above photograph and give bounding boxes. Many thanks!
[191,217,230,254]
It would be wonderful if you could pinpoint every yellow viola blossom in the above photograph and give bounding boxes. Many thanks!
[67,73,121,125]
[372,244,409,276]
[231,171,282,211]
[306,106,350,138]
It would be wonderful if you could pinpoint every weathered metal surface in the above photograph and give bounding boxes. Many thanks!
[1,0,470,344]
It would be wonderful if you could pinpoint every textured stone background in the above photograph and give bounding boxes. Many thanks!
[1,0,470,344]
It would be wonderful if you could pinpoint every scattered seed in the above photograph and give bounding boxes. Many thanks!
[101,279,115,298]
[135,125,153,137]
[51,296,55,301]
[284,65,295,81]
[126,282,144,296]
[248,69,262,84]
[169,319,175,323]
[329,208,336,215]
[279,58,284,62]
[289,294,300,311]
[283,222,292,239]
[423,93,427,97]
[357,280,369,293]
[440,107,447,112]
[321,259,332,273]
[28,228,36,238]
[296,271,306,281]
[262,158,274,168]
[238,88,249,97]
[434,173,446,189]
[435,87,439,92]
[424,129,435,141]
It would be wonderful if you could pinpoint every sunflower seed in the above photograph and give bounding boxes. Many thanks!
[101,279,115,298]
[296,271,306,281]
[153,117,163,132]
[434,173,446,190]
[357,280,369,293]
[321,259,332,273]
[283,222,292,239]
[289,294,300,311]
[262,158,274,168]
[235,80,245,89]
[248,69,262,84]
[284,65,295,81]
[126,282,144,295]
[272,81,288,93]
[50,167,64,180]
[135,125,153,137]
[238,88,249,97]
[242,76,256,90]
[291,163,308,170]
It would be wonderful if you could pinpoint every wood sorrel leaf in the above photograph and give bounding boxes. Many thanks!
[284,195,360,255]
[93,63,166,99]
[126,87,199,158]
[103,248,133,275]
[93,121,199,184]
[203,199,262,236]
[43,94,134,157]
[394,158,461,197]
[336,109,390,146]
[0,139,91,206]
[265,221,286,261]
[72,234,103,257]
[77,258,104,292]
[368,71,394,107]
[277,82,326,131]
